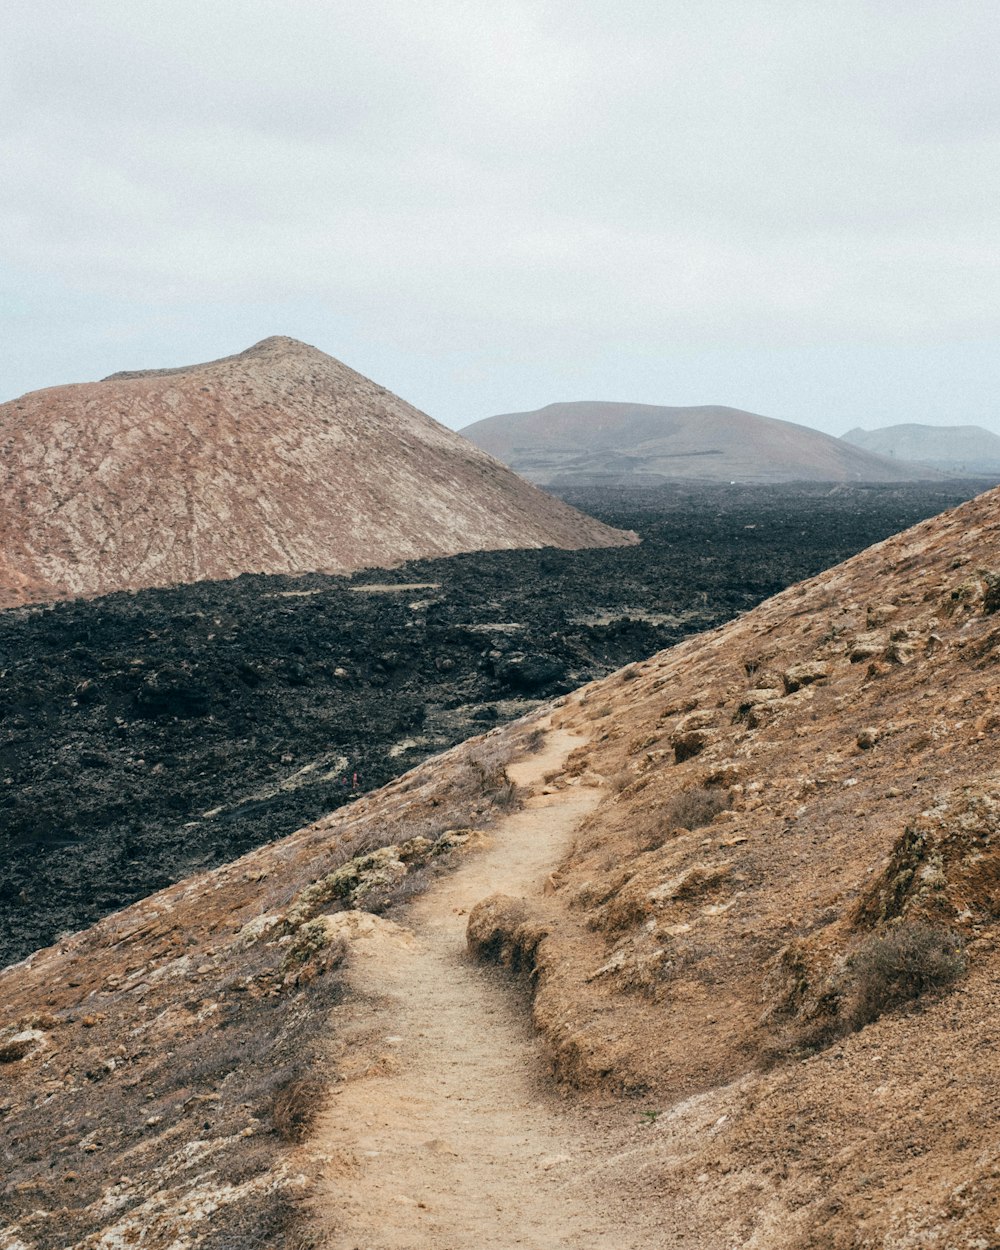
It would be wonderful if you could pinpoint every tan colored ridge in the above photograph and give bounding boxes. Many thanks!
[0,337,635,608]
[462,399,945,485]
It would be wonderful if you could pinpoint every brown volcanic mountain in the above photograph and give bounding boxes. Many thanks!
[2,486,999,1247]
[462,400,941,485]
[0,339,634,608]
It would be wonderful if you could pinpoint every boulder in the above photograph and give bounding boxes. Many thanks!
[0,1029,45,1063]
[782,662,829,693]
[848,632,886,663]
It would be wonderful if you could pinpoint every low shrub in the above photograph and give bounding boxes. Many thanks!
[661,785,731,831]
[612,768,635,794]
[463,741,522,813]
[268,1069,328,1143]
[843,922,965,1030]
[521,726,547,754]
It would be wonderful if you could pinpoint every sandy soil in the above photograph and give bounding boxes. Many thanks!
[309,726,648,1249]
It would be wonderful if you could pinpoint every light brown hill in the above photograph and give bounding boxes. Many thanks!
[0,339,634,608]
[462,400,942,485]
[1,485,998,1247]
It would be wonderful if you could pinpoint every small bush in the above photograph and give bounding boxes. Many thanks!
[463,742,521,813]
[612,768,635,794]
[844,923,965,1030]
[490,775,521,811]
[521,726,547,754]
[661,785,731,831]
[269,1070,327,1142]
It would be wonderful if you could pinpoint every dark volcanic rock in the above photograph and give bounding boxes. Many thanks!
[0,480,984,966]
[495,654,569,692]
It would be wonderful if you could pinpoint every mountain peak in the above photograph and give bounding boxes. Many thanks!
[0,345,635,608]
[102,335,331,382]
[235,335,328,361]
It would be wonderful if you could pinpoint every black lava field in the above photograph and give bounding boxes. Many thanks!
[0,481,983,966]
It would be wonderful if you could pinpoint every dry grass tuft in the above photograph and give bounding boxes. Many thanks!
[463,740,522,813]
[662,785,732,831]
[639,785,732,848]
[269,1070,328,1143]
[843,923,965,1030]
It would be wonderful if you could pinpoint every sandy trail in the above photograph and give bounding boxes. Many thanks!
[310,724,642,1249]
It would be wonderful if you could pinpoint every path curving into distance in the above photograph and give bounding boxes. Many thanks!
[308,724,646,1249]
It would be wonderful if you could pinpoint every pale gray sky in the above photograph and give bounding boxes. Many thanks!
[3,1,999,434]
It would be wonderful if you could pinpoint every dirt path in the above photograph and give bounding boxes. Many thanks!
[309,724,643,1249]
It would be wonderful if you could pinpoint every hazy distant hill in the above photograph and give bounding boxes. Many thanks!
[842,422,1000,476]
[461,401,940,486]
[0,338,634,608]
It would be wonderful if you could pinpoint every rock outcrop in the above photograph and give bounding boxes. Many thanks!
[0,338,635,607]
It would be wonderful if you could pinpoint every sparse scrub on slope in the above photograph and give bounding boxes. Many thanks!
[462,739,522,813]
[842,922,966,1031]
[658,784,732,834]
[759,921,967,1066]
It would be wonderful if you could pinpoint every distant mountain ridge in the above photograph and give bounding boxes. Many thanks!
[842,422,1000,476]
[0,337,635,609]
[461,400,943,485]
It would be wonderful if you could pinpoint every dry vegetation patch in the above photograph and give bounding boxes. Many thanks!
[842,922,966,1031]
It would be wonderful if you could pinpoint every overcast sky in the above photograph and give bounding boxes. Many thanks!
[3,1,999,435]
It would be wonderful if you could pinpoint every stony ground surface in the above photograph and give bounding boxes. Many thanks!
[0,335,632,609]
[0,720,557,1248]
[1,482,978,966]
[487,483,1000,1246]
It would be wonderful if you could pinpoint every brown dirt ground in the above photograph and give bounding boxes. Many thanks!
[308,727,656,1249]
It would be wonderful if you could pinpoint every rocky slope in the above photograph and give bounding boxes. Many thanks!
[2,484,998,1247]
[0,338,634,608]
[462,400,941,485]
[0,725,549,1249]
[843,421,1000,477]
[2,483,973,969]
[489,482,1000,1245]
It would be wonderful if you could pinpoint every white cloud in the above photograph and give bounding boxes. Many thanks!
[2,0,999,432]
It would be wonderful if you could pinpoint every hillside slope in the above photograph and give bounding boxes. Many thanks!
[844,421,1000,476]
[0,338,634,608]
[2,485,998,1247]
[462,400,941,485]
[508,482,1000,1244]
